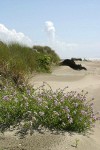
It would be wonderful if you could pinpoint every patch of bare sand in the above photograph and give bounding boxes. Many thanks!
[0,61,100,150]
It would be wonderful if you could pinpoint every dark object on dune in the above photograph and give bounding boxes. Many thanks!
[60,59,87,70]
[71,58,82,61]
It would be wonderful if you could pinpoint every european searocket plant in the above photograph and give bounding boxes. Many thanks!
[0,79,100,134]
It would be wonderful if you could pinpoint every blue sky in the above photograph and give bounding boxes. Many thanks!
[0,0,100,59]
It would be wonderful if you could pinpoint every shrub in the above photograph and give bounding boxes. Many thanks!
[0,80,99,133]
[33,45,60,64]
[36,54,51,72]
[0,42,60,84]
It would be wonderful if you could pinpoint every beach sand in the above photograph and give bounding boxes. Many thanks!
[0,61,100,150]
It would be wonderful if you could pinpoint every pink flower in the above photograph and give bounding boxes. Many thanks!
[3,95,9,101]
[54,100,58,106]
[69,118,73,124]
[65,106,70,113]
[81,110,87,115]
[39,112,44,116]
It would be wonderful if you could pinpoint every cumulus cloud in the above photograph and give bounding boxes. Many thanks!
[45,21,55,42]
[0,24,33,46]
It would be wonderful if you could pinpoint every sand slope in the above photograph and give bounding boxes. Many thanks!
[0,61,100,150]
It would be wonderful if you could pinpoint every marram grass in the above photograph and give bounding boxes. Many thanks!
[0,42,60,84]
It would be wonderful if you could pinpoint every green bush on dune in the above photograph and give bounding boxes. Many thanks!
[0,42,60,84]
[0,80,99,133]
[33,45,60,64]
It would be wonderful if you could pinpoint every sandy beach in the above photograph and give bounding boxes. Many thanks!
[0,60,100,150]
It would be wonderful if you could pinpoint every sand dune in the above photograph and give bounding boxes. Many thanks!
[0,61,100,150]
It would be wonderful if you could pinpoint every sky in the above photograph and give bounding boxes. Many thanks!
[0,0,100,59]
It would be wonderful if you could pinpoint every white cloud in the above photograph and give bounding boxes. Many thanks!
[0,24,33,46]
[45,21,55,42]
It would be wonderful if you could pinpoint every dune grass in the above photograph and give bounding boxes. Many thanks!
[0,42,60,84]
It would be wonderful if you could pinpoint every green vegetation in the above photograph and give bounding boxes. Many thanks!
[0,80,99,133]
[0,42,60,84]
[0,41,99,134]
[33,45,60,64]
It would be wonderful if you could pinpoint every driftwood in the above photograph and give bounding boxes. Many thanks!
[60,59,87,70]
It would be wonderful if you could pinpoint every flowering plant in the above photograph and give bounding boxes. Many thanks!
[0,81,99,133]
